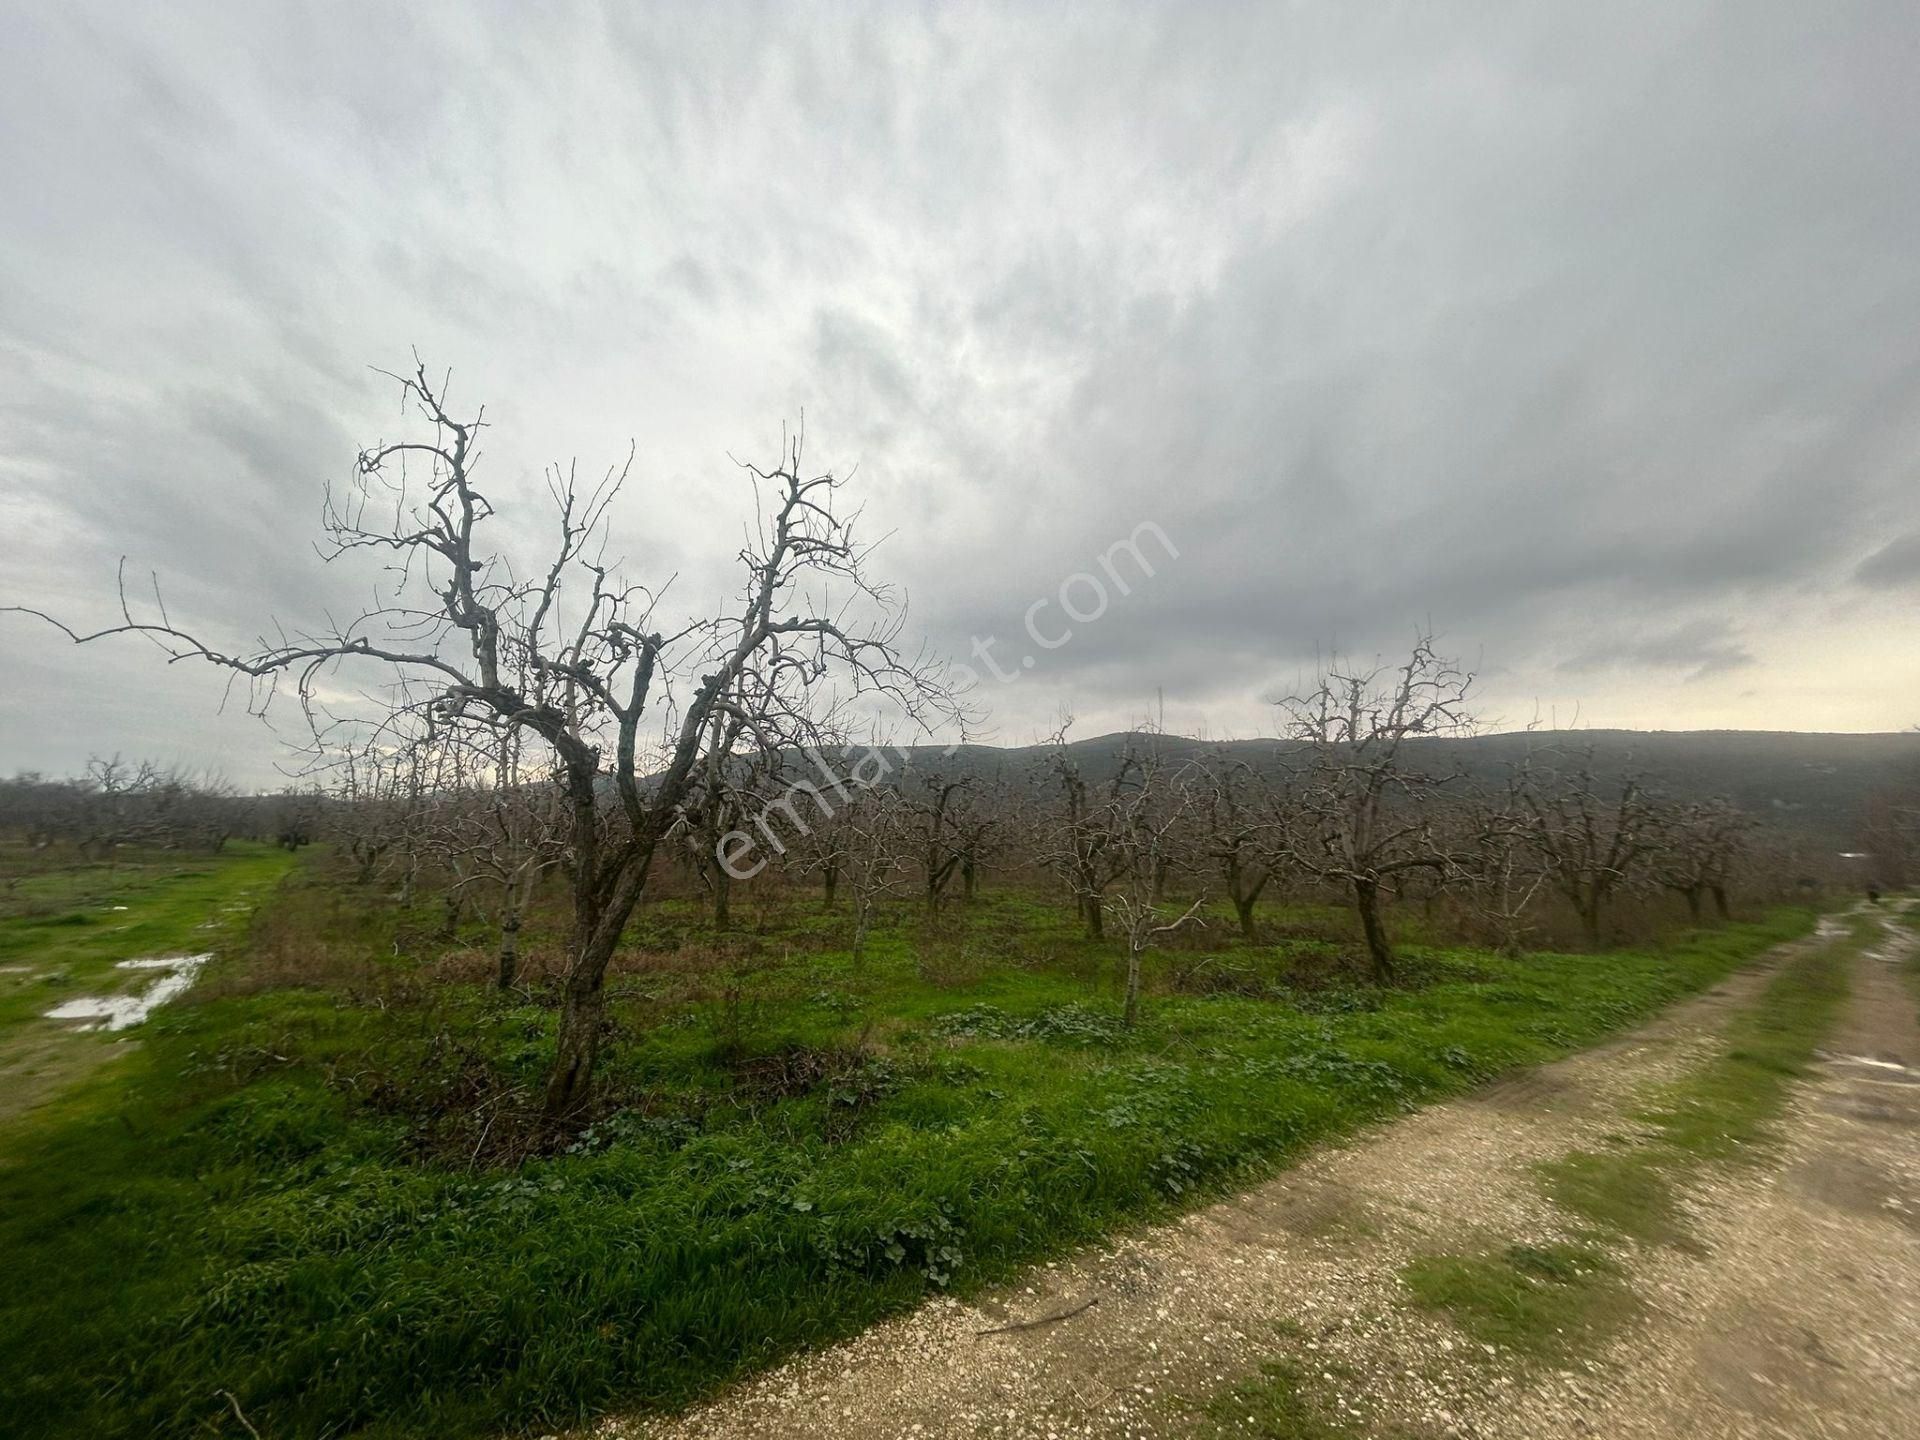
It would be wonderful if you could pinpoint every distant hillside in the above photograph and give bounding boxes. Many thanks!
[872,729,1920,852]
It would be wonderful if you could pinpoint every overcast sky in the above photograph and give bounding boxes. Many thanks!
[3,1,1917,787]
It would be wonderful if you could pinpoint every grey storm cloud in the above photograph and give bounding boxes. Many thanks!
[3,0,1919,782]
[1855,532,1920,590]
[1556,618,1756,683]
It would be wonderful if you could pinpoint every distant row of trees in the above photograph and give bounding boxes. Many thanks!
[767,642,1776,1006]
[0,757,243,857]
[1859,767,1920,890]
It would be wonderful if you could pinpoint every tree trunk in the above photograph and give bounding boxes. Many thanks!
[822,856,839,909]
[962,857,977,902]
[1083,892,1105,940]
[1579,893,1603,948]
[852,900,872,965]
[440,891,463,940]
[1353,877,1393,985]
[1235,892,1258,939]
[712,865,732,929]
[1683,885,1703,924]
[1123,939,1144,1028]
[496,912,521,990]
[542,844,649,1124]
[543,959,609,1122]
[1710,884,1730,921]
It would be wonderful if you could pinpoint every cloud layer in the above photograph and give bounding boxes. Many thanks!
[4,1,1918,784]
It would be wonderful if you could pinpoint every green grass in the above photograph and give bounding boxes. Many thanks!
[1194,1320,1425,1438]
[0,841,290,1020]
[1200,1354,1381,1439]
[0,841,294,1123]
[1400,1243,1634,1362]
[1403,915,1856,1364]
[0,857,1817,1440]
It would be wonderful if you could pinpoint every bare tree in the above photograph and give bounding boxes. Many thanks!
[0,772,78,849]
[0,760,240,856]
[268,786,324,851]
[326,738,417,888]
[1101,744,1205,1027]
[1272,638,1473,984]
[792,785,853,909]
[1455,763,1550,956]
[678,710,755,930]
[6,358,962,1121]
[1193,749,1286,939]
[837,784,914,964]
[422,728,570,988]
[1650,796,1753,924]
[1520,746,1660,947]
[947,771,1013,902]
[902,766,999,915]
[1033,720,1142,940]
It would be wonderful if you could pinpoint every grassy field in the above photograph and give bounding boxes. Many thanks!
[0,840,294,1123]
[0,850,1815,1439]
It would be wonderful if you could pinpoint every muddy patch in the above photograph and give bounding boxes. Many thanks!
[1812,1052,1920,1127]
[1694,1303,1849,1422]
[1783,1145,1920,1233]
[1476,1067,1585,1116]
[43,954,210,1031]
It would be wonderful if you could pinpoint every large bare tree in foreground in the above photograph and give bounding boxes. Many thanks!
[6,359,961,1120]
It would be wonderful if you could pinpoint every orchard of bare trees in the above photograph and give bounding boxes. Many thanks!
[3,630,1822,1061]
[383,632,1790,1029]
[0,357,1837,1130]
[0,385,1887,1440]
[0,759,243,857]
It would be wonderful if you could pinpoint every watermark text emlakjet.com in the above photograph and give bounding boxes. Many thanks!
[717,519,1178,879]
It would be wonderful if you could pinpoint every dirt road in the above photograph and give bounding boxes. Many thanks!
[1494,909,1920,1440]
[598,910,1918,1439]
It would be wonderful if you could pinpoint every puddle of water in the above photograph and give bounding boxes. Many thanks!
[1838,1054,1913,1073]
[43,954,211,1032]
